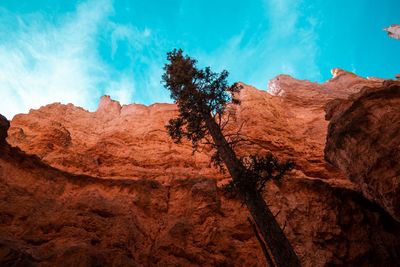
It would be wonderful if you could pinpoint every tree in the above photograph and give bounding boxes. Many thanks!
[162,49,300,267]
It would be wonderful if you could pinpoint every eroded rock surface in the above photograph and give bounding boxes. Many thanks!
[2,70,400,266]
[0,143,264,266]
[0,114,9,144]
[325,81,400,222]
[1,137,399,266]
[384,24,400,40]
[7,69,384,183]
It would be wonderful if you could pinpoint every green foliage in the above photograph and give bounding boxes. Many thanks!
[210,149,226,173]
[222,153,294,196]
[242,154,294,192]
[162,49,242,150]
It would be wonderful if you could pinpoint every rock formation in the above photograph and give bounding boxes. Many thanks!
[7,68,384,183]
[0,114,9,144]
[325,80,400,222]
[1,70,400,266]
[384,24,400,40]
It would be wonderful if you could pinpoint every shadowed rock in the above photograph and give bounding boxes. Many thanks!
[0,114,9,144]
[325,81,400,222]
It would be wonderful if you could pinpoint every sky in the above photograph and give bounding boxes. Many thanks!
[0,0,399,119]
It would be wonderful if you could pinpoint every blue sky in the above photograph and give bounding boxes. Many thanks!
[0,0,399,119]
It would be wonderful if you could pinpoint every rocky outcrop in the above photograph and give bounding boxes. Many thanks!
[2,70,400,266]
[97,95,123,115]
[0,114,9,144]
[325,81,400,222]
[384,24,400,40]
[268,68,383,104]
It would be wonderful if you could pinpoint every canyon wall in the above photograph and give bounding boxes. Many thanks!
[325,81,400,222]
[1,69,399,266]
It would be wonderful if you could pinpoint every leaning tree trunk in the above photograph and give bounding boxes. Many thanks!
[204,115,301,267]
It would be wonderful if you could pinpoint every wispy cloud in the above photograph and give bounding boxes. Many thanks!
[0,0,322,119]
[0,0,156,119]
[195,0,321,90]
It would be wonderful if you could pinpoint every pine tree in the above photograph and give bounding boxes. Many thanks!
[162,49,300,267]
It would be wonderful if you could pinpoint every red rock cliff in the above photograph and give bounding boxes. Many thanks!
[1,70,399,266]
[325,80,400,222]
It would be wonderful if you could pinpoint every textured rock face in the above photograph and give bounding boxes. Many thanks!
[2,69,400,266]
[384,24,400,40]
[1,137,399,266]
[0,114,9,144]
[7,69,383,183]
[0,144,265,266]
[325,81,400,222]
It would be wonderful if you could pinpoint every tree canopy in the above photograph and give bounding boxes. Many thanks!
[162,49,241,151]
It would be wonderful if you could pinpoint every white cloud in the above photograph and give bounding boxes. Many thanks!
[195,0,321,90]
[0,0,322,119]
[351,63,357,74]
[103,74,135,105]
[110,23,151,59]
[0,0,149,119]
